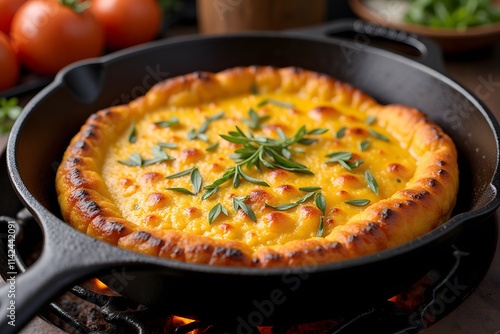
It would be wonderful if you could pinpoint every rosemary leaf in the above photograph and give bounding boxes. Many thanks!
[190,168,202,194]
[316,216,325,237]
[158,142,178,149]
[128,121,138,143]
[325,151,352,161]
[206,142,219,151]
[369,129,390,142]
[314,193,326,215]
[208,203,228,224]
[345,199,371,206]
[365,115,376,125]
[336,126,347,139]
[257,98,294,109]
[365,170,379,195]
[359,140,370,151]
[242,108,270,129]
[166,167,196,179]
[233,196,257,222]
[202,186,219,200]
[299,186,322,192]
[155,116,180,128]
[118,152,142,166]
[265,191,315,211]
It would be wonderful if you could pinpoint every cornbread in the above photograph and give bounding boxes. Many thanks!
[56,66,459,268]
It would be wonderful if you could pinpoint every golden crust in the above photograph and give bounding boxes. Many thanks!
[56,66,459,268]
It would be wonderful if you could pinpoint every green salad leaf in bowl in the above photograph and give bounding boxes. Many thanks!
[404,0,500,29]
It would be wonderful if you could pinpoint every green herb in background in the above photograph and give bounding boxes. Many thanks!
[404,0,500,29]
[0,98,22,135]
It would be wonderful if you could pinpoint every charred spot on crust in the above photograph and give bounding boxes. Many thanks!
[148,236,165,248]
[410,190,429,200]
[380,208,393,220]
[428,178,438,187]
[252,257,260,264]
[66,157,82,166]
[405,200,416,206]
[194,71,211,80]
[437,160,446,166]
[394,202,404,208]
[264,253,282,261]
[314,246,324,255]
[202,244,212,252]
[285,250,303,258]
[347,235,359,243]
[172,248,183,256]
[73,140,87,150]
[438,169,447,175]
[363,222,379,233]
[214,247,244,259]
[133,231,152,242]
[327,242,342,250]
[102,108,111,115]
[290,67,304,73]
[68,169,84,187]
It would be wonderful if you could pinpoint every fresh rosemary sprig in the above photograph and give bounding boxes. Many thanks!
[118,145,175,166]
[208,203,228,224]
[257,98,294,109]
[314,193,326,237]
[155,116,180,128]
[242,108,270,129]
[202,126,327,199]
[233,195,257,222]
[166,167,202,195]
[187,111,224,142]
[128,121,138,143]
[365,170,379,195]
[265,191,316,211]
[325,151,363,172]
[345,199,371,206]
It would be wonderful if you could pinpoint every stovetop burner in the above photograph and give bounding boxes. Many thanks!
[0,152,497,334]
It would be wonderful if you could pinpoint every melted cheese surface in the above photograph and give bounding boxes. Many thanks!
[101,93,416,251]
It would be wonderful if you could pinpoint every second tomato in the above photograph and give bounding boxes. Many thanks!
[89,0,163,51]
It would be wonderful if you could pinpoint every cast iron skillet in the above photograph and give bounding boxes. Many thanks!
[1,20,499,333]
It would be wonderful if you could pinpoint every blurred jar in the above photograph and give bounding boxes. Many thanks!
[197,0,327,34]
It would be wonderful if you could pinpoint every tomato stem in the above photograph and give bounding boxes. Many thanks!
[59,0,90,13]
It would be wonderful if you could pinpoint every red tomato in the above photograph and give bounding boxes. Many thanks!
[10,0,105,76]
[89,0,163,51]
[0,31,19,90]
[0,0,27,34]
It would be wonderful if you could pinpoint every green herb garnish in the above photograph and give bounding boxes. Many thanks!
[233,195,257,222]
[155,116,180,128]
[142,145,175,166]
[345,199,371,206]
[117,152,142,166]
[365,115,376,125]
[299,186,322,192]
[158,142,178,149]
[265,191,316,211]
[365,170,379,195]
[202,126,326,199]
[369,129,390,142]
[206,142,219,151]
[359,140,370,151]
[128,121,138,143]
[0,97,21,134]
[325,151,363,172]
[208,203,229,224]
[187,111,224,142]
[242,108,270,129]
[257,99,294,109]
[336,126,347,139]
[166,167,202,195]
[314,193,326,237]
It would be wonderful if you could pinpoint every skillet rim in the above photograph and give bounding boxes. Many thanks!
[5,29,500,276]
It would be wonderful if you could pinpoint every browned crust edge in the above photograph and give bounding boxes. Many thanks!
[55,66,459,268]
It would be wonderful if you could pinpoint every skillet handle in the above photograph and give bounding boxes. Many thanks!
[0,214,143,334]
[287,18,446,73]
